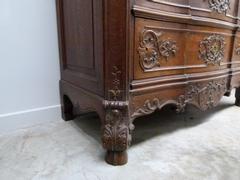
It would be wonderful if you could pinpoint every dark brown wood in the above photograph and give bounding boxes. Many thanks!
[235,87,240,106]
[56,0,240,166]
[105,151,128,166]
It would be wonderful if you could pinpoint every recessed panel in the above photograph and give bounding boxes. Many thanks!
[63,0,94,70]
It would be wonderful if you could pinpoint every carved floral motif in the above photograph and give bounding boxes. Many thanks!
[199,34,226,65]
[131,79,227,119]
[159,40,178,60]
[138,30,178,70]
[208,0,230,14]
[108,66,122,101]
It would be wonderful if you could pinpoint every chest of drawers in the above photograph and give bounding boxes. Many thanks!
[56,0,240,165]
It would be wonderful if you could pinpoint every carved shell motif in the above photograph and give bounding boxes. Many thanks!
[138,30,178,70]
[199,34,226,65]
[208,0,230,14]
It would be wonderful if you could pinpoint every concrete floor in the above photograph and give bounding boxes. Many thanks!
[0,95,240,180]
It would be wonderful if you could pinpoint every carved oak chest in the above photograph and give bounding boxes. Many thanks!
[56,0,240,165]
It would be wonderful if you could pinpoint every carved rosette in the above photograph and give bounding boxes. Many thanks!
[199,34,226,65]
[102,66,133,152]
[138,30,178,70]
[208,0,230,14]
[131,79,227,119]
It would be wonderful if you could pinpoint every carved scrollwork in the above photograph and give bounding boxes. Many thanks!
[199,34,226,65]
[208,0,230,14]
[131,79,227,119]
[131,98,165,119]
[177,79,227,112]
[138,30,178,70]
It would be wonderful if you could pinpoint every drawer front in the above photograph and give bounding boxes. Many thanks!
[232,32,240,68]
[135,0,239,24]
[134,18,234,80]
[184,25,232,74]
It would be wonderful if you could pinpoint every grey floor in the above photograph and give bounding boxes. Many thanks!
[0,94,240,180]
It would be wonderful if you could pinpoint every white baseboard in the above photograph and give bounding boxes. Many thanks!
[0,105,62,135]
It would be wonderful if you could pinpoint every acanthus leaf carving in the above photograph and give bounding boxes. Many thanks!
[138,29,178,70]
[102,66,134,152]
[199,34,226,65]
[102,109,129,151]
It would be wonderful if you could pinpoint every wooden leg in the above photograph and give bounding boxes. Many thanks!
[235,88,240,107]
[102,108,134,166]
[105,151,128,166]
[61,95,75,121]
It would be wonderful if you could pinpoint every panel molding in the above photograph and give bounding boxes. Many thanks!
[149,0,234,17]
[56,0,104,96]
[133,5,239,29]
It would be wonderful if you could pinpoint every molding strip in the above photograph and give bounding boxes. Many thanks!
[133,5,239,29]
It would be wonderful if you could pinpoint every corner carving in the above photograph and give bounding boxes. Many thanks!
[138,29,178,70]
[131,79,227,119]
[102,109,130,151]
[207,0,230,14]
[199,34,226,65]
[102,66,133,152]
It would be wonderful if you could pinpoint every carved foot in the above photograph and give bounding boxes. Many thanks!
[61,95,75,121]
[105,151,128,166]
[102,108,134,166]
[235,88,240,107]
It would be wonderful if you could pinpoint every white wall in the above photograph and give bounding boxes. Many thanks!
[0,0,61,134]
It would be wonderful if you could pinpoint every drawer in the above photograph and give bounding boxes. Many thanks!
[134,18,186,79]
[134,18,234,80]
[134,0,239,24]
[184,25,233,74]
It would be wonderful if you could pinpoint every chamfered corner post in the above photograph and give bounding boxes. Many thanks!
[101,0,134,165]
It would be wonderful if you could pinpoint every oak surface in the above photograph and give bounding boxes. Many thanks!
[56,0,240,165]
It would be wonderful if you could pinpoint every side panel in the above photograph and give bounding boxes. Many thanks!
[57,0,104,96]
